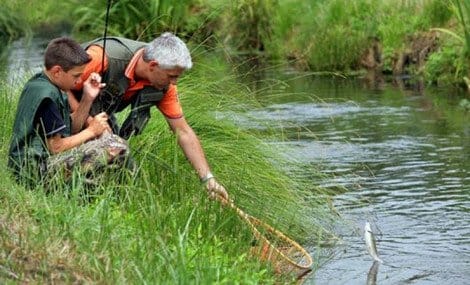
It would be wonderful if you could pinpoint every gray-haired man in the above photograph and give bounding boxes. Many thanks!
[70,32,228,199]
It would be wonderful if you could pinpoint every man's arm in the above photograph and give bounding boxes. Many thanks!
[166,117,228,199]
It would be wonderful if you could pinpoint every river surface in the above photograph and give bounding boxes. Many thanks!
[3,37,469,285]
[236,71,470,285]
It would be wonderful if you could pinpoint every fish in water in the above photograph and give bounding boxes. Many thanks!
[364,222,383,263]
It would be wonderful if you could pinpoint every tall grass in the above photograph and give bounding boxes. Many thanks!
[452,0,470,58]
[218,0,278,54]
[0,0,71,37]
[268,0,455,73]
[424,0,470,87]
[0,2,30,40]
[71,0,223,42]
[453,0,470,89]
[0,50,334,283]
[2,0,467,85]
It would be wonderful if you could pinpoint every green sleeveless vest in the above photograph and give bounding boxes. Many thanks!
[8,72,71,180]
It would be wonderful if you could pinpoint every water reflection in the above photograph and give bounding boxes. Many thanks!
[366,261,379,285]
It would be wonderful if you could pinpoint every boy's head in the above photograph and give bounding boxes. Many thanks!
[44,37,91,90]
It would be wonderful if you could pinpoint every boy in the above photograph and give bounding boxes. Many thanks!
[8,37,115,185]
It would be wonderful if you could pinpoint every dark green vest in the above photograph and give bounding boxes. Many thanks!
[81,37,166,138]
[8,72,71,180]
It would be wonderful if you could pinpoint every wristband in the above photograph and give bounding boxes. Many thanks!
[200,172,214,184]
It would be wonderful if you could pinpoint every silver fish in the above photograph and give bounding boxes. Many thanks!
[364,222,383,263]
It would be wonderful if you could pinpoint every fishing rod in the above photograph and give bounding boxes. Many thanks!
[101,0,112,73]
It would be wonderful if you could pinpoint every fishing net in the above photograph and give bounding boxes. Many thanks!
[222,198,313,281]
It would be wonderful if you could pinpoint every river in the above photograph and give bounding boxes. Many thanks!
[236,71,469,284]
[3,37,469,285]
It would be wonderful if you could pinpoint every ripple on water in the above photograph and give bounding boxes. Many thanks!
[219,86,469,285]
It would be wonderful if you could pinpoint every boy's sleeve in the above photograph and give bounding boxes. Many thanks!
[34,99,66,137]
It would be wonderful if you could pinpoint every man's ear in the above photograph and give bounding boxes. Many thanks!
[148,60,159,70]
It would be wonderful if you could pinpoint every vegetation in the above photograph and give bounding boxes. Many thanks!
[2,0,470,89]
[425,0,470,88]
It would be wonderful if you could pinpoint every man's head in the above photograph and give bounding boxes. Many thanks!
[142,32,192,89]
[44,37,91,90]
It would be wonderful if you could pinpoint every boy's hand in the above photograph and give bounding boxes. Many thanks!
[87,112,111,136]
[83,72,106,101]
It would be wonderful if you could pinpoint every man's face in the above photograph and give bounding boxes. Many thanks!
[56,65,86,91]
[148,62,184,89]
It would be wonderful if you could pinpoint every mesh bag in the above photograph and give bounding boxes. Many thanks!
[223,198,313,281]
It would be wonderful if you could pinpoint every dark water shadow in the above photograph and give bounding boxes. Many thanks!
[366,261,380,285]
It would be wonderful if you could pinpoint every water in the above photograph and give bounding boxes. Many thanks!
[237,73,470,284]
[2,37,47,84]
[4,37,470,284]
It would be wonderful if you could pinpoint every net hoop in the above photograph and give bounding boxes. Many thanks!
[220,197,313,279]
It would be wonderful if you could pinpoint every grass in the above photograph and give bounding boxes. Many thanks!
[2,0,470,87]
[0,52,335,283]
[0,2,29,40]
[71,0,223,43]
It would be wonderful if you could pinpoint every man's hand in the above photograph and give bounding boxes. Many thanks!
[82,72,106,101]
[205,178,229,201]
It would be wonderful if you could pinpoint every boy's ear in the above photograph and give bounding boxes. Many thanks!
[49,65,63,76]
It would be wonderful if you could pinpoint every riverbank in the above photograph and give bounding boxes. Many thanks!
[2,0,469,92]
[0,51,336,283]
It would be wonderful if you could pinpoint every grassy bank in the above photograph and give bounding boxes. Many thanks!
[2,0,470,89]
[0,54,334,283]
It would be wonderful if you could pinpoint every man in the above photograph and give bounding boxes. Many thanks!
[8,37,116,185]
[71,32,228,199]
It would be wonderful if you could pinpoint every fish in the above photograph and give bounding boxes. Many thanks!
[364,222,383,263]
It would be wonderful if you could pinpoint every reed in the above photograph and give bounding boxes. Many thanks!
[452,0,470,57]
[219,0,278,54]
[425,0,470,87]
[0,2,29,40]
[71,0,222,42]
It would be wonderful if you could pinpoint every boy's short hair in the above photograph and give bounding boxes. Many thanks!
[44,37,91,72]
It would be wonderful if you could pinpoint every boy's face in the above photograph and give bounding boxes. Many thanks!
[53,65,86,91]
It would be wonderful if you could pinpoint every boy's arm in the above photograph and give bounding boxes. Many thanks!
[46,112,110,154]
[69,73,105,133]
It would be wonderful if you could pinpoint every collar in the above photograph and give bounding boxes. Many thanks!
[124,48,151,87]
